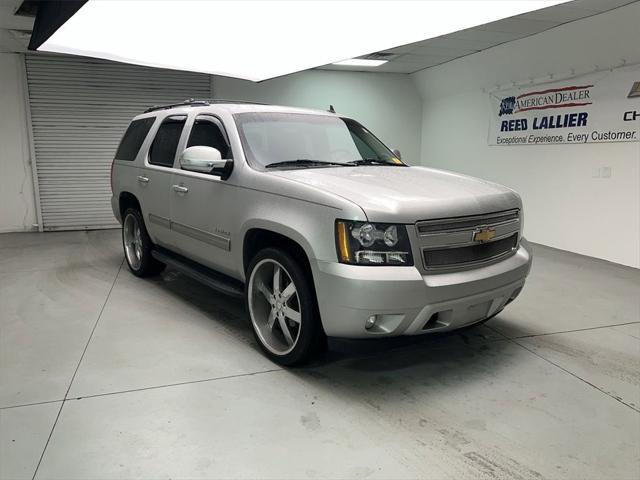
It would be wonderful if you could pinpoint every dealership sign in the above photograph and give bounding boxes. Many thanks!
[488,64,639,146]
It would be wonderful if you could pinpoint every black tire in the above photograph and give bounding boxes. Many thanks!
[245,248,324,366]
[121,208,165,277]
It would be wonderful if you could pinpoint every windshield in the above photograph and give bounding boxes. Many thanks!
[234,112,404,169]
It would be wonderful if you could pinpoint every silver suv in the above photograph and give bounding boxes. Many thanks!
[111,100,532,365]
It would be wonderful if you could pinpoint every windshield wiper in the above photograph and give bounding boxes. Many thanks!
[265,159,349,169]
[347,158,404,166]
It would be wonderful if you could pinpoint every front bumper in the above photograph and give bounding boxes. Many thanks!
[313,239,532,338]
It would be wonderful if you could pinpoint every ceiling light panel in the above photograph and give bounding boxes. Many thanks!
[333,59,388,67]
[38,0,569,82]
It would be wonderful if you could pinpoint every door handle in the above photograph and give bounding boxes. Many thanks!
[172,185,189,194]
[137,175,150,184]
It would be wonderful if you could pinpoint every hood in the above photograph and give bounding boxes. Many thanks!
[268,166,521,223]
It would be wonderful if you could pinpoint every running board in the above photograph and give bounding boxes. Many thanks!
[152,248,244,298]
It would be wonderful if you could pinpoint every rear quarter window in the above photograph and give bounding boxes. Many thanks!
[115,117,156,161]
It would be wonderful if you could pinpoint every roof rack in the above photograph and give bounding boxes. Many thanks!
[143,98,267,113]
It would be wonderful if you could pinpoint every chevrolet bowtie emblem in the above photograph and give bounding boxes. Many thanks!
[474,228,496,242]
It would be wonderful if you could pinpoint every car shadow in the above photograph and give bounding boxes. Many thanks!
[291,325,524,417]
[147,267,255,345]
[146,266,515,386]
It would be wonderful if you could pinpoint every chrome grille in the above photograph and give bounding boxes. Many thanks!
[417,210,519,234]
[416,209,520,271]
[424,234,518,268]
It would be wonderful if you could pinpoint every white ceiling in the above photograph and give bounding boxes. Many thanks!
[0,0,636,76]
[320,0,638,74]
[34,1,574,82]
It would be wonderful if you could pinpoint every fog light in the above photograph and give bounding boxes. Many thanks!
[365,315,376,330]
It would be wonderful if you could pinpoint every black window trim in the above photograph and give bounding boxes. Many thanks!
[185,113,234,160]
[146,114,188,169]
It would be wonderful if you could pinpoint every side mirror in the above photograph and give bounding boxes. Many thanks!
[392,148,402,160]
[179,146,233,178]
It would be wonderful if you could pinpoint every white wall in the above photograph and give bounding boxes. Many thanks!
[213,70,423,164]
[0,53,38,233]
[413,3,640,268]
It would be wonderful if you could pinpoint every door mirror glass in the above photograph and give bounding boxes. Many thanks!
[392,148,402,160]
[180,146,229,175]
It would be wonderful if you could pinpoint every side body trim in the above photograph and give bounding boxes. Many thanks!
[148,214,231,251]
[149,213,171,229]
[171,220,231,251]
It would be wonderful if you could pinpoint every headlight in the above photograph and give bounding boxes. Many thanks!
[335,220,414,266]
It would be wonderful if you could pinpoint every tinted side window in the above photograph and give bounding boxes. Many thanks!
[115,117,155,161]
[187,116,232,158]
[149,115,187,167]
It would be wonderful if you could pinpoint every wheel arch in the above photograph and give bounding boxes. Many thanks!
[118,191,141,218]
[242,224,326,340]
[242,225,315,281]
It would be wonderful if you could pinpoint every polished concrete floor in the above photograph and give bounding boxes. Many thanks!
[0,230,638,480]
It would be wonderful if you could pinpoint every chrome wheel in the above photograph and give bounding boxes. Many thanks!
[248,259,302,355]
[123,213,143,270]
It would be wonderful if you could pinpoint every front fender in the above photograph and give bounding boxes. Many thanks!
[238,218,318,273]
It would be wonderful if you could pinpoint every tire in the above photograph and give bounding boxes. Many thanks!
[245,248,324,366]
[121,208,165,277]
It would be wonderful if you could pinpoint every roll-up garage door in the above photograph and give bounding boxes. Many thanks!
[25,53,211,231]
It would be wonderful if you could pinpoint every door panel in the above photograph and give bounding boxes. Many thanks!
[136,167,173,247]
[169,171,235,275]
[139,115,187,248]
[169,115,235,275]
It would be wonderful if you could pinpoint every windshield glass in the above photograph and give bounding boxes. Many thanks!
[234,112,404,169]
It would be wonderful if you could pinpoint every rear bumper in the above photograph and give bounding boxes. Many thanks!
[313,239,532,338]
[111,196,122,224]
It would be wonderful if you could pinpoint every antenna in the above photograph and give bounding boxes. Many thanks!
[328,105,336,114]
